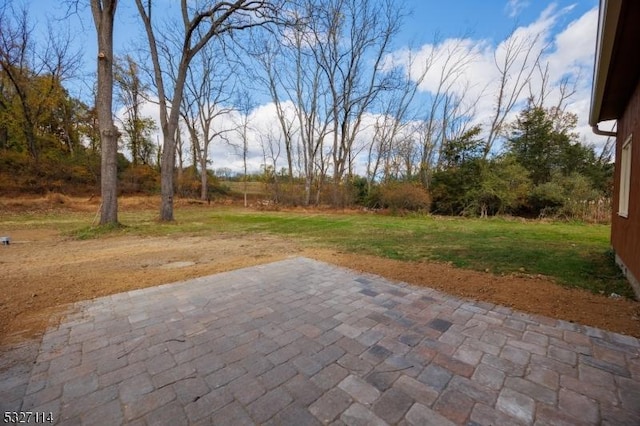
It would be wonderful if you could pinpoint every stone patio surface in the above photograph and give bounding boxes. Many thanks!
[1,257,639,425]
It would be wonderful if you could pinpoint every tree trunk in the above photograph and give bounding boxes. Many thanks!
[175,130,183,195]
[160,125,177,220]
[243,152,248,208]
[200,154,208,201]
[91,0,119,225]
[100,127,119,223]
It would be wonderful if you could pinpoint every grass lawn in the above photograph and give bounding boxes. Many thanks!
[2,204,631,299]
[198,210,629,297]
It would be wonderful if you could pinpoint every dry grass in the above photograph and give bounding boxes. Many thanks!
[224,181,268,196]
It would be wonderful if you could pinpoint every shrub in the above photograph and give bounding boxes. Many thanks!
[275,182,306,206]
[529,172,605,220]
[379,182,430,212]
[46,192,69,204]
[120,164,160,194]
[529,181,565,215]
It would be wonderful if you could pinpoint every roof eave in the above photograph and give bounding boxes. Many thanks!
[589,0,622,128]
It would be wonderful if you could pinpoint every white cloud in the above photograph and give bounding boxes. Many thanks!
[546,8,597,80]
[386,5,605,152]
[202,101,301,175]
[544,8,601,149]
[505,0,531,18]
[114,95,299,175]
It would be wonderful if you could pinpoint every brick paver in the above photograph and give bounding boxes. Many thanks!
[2,257,640,424]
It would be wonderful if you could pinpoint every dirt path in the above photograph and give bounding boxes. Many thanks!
[1,227,639,345]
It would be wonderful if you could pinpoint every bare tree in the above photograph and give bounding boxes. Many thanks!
[252,38,297,183]
[311,0,402,206]
[134,0,283,221]
[174,128,185,192]
[413,39,476,187]
[232,91,255,207]
[288,12,332,205]
[482,30,545,158]
[181,41,235,201]
[252,7,334,206]
[259,128,282,202]
[90,0,119,225]
[528,60,577,119]
[365,49,427,188]
[114,55,156,166]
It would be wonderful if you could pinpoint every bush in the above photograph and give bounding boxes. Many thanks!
[379,182,430,212]
[529,181,565,215]
[0,150,30,174]
[275,182,306,206]
[528,172,605,220]
[430,163,479,215]
[46,191,70,204]
[120,164,160,194]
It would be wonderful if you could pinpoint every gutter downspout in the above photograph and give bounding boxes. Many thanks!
[592,124,617,137]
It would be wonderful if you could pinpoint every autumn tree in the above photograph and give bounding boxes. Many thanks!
[0,4,81,163]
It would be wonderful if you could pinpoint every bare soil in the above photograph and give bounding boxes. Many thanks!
[1,204,639,345]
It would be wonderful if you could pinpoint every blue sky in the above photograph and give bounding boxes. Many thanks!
[28,1,599,82]
[393,1,601,135]
[21,0,604,172]
[402,0,597,43]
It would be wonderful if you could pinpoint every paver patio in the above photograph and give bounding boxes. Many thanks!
[1,257,639,425]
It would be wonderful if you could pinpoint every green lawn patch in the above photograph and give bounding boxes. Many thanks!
[2,205,632,298]
[199,210,631,298]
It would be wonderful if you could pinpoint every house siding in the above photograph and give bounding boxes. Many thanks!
[612,76,640,297]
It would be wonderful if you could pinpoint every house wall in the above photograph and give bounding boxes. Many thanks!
[612,77,640,298]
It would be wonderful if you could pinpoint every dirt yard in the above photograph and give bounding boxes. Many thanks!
[1,223,639,345]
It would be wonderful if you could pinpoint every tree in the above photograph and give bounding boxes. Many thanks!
[430,159,481,216]
[258,128,282,202]
[252,8,333,206]
[365,48,426,189]
[134,0,284,221]
[472,155,531,217]
[507,102,579,185]
[90,0,119,225]
[507,102,611,217]
[285,8,332,205]
[440,125,483,169]
[114,55,156,166]
[482,30,544,158]
[312,0,401,206]
[232,91,254,207]
[181,41,235,201]
[0,4,81,163]
[430,126,488,216]
[251,35,297,185]
[416,39,477,188]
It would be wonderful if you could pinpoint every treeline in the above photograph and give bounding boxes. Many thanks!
[0,0,612,221]
[429,103,612,219]
[252,102,612,221]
